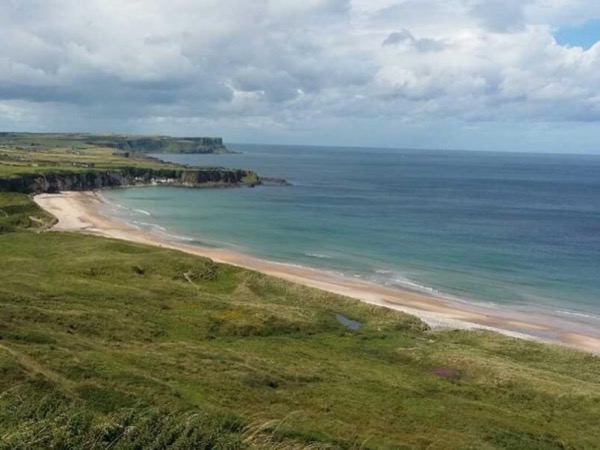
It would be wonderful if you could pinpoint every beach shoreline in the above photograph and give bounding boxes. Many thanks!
[34,190,600,354]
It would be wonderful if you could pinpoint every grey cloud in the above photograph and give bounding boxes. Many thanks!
[382,29,445,52]
[0,0,599,145]
[0,0,367,116]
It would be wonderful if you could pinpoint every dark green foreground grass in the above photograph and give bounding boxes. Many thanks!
[1,193,600,449]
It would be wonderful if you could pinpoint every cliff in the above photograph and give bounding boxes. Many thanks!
[0,132,232,154]
[0,167,260,194]
[88,136,231,154]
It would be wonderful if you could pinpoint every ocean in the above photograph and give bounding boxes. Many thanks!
[101,144,600,319]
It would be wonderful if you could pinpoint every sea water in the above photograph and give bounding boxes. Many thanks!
[101,145,600,318]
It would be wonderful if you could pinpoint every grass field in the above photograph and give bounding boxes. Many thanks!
[0,140,184,178]
[1,192,600,449]
[0,133,228,172]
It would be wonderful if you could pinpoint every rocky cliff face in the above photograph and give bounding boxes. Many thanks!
[0,167,260,194]
[0,172,129,194]
[180,168,254,185]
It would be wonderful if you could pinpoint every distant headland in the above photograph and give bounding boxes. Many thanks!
[0,132,291,194]
[0,132,232,155]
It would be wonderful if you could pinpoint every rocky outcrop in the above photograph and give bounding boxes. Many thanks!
[180,169,255,185]
[0,167,261,194]
[258,177,291,186]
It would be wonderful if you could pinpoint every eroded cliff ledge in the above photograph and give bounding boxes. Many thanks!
[0,167,260,194]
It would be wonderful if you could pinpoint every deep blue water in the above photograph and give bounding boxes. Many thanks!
[101,144,600,316]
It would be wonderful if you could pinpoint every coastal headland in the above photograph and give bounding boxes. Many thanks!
[0,132,275,193]
[0,132,231,154]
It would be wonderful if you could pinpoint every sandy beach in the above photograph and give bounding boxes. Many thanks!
[34,191,600,354]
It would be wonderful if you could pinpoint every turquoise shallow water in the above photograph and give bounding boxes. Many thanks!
[101,145,600,319]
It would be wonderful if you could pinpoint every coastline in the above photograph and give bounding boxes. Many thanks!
[34,191,600,354]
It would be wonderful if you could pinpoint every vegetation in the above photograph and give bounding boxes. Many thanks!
[0,193,599,449]
[0,192,54,233]
[0,132,230,158]
[0,144,180,178]
[0,135,258,191]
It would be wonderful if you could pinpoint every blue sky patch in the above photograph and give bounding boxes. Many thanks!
[554,20,600,49]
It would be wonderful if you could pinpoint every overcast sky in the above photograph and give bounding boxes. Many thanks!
[1,0,600,153]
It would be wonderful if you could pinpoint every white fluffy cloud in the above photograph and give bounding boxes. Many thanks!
[0,0,599,150]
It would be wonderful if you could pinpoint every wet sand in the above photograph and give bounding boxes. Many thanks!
[34,191,600,354]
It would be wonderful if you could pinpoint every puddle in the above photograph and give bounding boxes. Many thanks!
[335,313,362,331]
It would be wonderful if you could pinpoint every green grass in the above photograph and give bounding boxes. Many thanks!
[0,194,600,449]
[0,133,229,169]
[0,144,184,178]
[0,192,54,233]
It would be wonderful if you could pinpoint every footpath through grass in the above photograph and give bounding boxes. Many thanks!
[0,193,599,449]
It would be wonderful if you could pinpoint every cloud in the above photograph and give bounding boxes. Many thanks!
[382,29,445,52]
[470,0,531,32]
[0,0,599,151]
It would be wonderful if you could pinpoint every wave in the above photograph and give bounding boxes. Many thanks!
[159,231,197,242]
[390,277,440,294]
[99,194,152,218]
[366,270,441,295]
[131,220,167,232]
[304,253,332,259]
[553,310,600,322]
[358,269,503,309]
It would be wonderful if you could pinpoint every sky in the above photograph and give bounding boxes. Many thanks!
[1,0,600,153]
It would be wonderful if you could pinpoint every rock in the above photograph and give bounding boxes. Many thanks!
[0,167,262,194]
[258,177,292,186]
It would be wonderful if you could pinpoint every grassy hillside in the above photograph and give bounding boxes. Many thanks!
[0,192,55,233]
[1,193,600,449]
